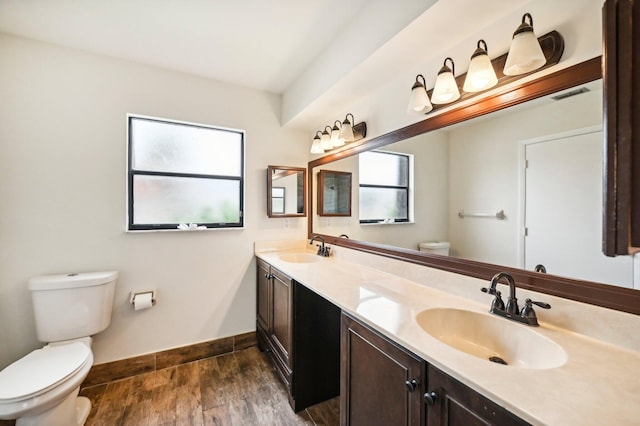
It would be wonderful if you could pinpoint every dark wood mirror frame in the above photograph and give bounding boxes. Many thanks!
[308,56,640,316]
[267,166,307,218]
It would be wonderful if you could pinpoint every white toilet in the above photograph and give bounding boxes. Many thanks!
[418,241,450,256]
[0,271,117,426]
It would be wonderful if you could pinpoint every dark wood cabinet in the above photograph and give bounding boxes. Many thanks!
[425,365,530,426]
[341,312,529,426]
[341,312,425,426]
[256,258,341,412]
[271,266,293,370]
[602,0,640,256]
[257,259,293,389]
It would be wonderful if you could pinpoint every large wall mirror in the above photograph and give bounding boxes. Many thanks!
[309,57,640,315]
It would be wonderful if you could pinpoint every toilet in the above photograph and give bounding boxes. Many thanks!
[418,241,450,256]
[0,271,117,426]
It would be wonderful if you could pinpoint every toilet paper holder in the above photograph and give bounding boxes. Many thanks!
[129,290,157,306]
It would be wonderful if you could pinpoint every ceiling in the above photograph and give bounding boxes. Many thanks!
[0,0,375,94]
[0,0,595,131]
[0,1,429,96]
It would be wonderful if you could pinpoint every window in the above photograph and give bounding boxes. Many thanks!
[127,115,244,231]
[359,151,411,223]
[271,187,285,214]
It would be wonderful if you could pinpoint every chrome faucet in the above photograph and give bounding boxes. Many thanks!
[481,272,551,326]
[309,235,331,257]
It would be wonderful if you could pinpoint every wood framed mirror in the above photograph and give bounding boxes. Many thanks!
[267,166,306,218]
[308,57,640,316]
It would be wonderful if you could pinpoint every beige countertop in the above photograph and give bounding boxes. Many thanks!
[255,245,640,426]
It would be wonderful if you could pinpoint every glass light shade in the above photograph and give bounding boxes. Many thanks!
[463,52,498,92]
[331,123,345,147]
[407,76,433,113]
[339,117,355,142]
[431,70,460,104]
[504,14,546,76]
[310,134,324,154]
[320,129,332,150]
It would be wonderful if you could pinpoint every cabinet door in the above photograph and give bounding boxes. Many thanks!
[271,267,293,368]
[341,313,425,426]
[426,365,530,426]
[256,259,271,332]
[602,0,640,255]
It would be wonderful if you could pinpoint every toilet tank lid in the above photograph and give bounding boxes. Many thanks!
[419,241,450,249]
[0,343,91,401]
[28,270,118,291]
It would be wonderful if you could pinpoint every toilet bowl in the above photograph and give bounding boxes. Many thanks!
[0,342,93,425]
[0,271,117,425]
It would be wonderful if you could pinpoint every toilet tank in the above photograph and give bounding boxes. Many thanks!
[28,271,118,343]
[418,241,450,256]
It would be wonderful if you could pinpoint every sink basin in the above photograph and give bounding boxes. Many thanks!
[278,253,321,263]
[416,308,567,369]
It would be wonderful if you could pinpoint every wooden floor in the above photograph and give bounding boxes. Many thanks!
[0,347,339,426]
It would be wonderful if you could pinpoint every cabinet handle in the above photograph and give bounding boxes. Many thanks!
[405,379,419,392]
[424,391,437,405]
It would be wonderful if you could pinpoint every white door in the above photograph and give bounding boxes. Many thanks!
[524,129,633,288]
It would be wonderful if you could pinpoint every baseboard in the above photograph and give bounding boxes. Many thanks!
[82,331,257,388]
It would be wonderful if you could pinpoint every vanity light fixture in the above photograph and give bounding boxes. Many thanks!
[406,16,564,116]
[431,57,460,104]
[463,40,498,92]
[407,74,433,113]
[503,13,546,76]
[310,113,367,154]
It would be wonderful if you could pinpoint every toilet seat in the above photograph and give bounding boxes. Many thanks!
[0,342,90,402]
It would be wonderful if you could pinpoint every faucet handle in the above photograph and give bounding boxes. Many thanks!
[529,299,551,309]
[482,287,505,311]
[520,298,550,326]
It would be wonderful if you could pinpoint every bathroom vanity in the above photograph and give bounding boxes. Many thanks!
[256,258,340,412]
[255,241,640,425]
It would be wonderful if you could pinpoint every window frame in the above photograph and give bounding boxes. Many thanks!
[358,150,411,224]
[126,114,245,232]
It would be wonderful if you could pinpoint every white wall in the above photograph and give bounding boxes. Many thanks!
[0,34,309,368]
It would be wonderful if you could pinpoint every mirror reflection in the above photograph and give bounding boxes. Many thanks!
[267,166,306,218]
[312,80,635,289]
[318,170,352,216]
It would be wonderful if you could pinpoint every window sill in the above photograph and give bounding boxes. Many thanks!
[125,226,245,233]
[360,221,415,226]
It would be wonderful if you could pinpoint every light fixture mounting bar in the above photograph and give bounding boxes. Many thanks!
[352,122,367,141]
